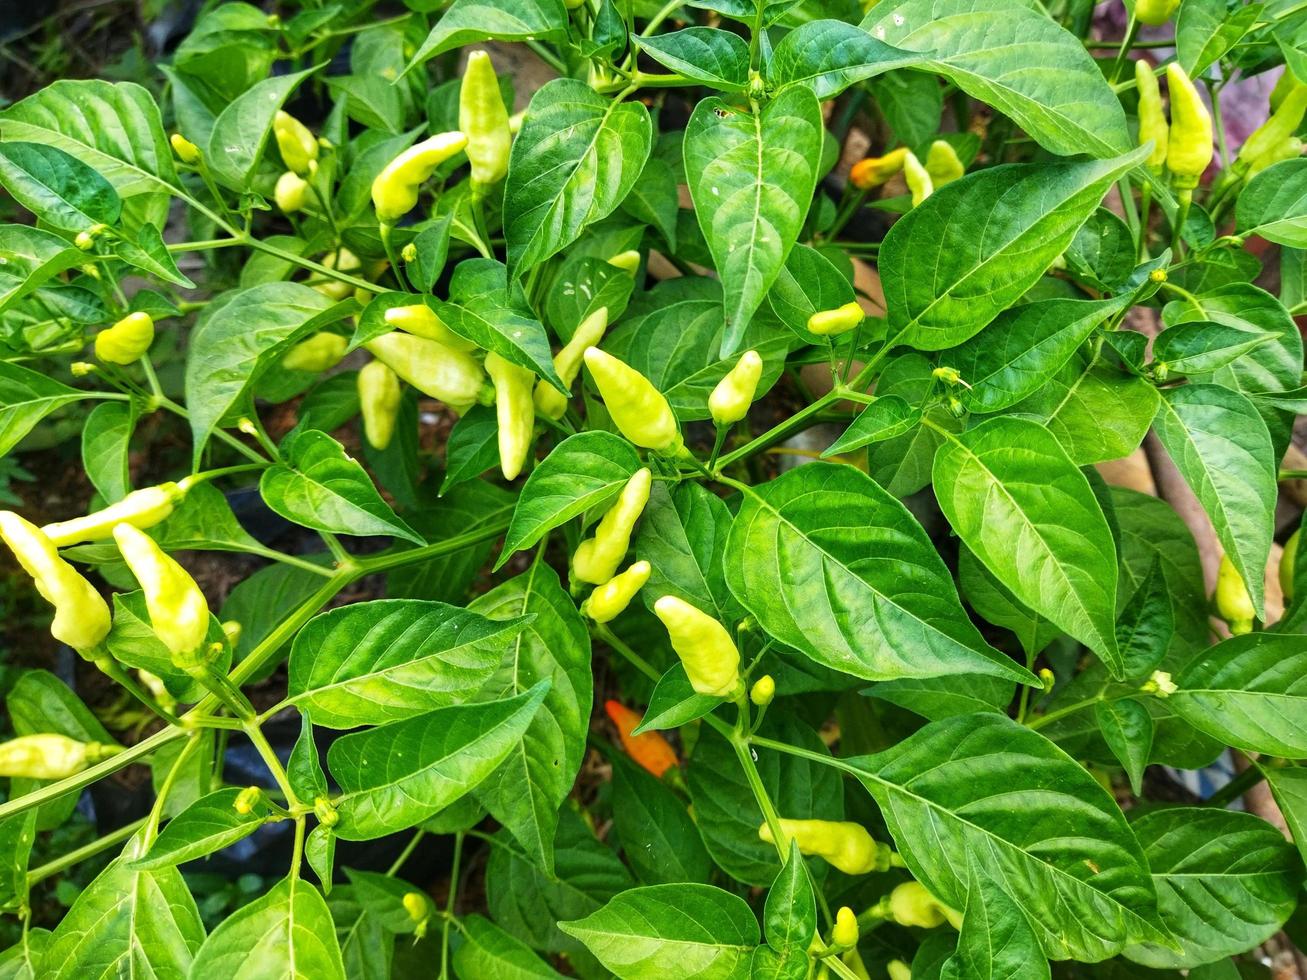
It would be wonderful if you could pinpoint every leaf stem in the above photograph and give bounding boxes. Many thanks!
[27,816,148,886]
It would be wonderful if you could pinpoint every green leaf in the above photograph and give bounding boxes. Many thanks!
[1170,632,1307,757]
[685,86,823,356]
[636,29,751,91]
[41,836,205,980]
[767,244,857,341]
[189,875,344,980]
[622,155,680,248]
[259,429,422,545]
[113,222,195,288]
[0,142,119,232]
[205,67,316,191]
[431,292,564,392]
[1151,384,1276,619]
[632,663,724,734]
[1115,557,1175,680]
[0,80,177,197]
[957,545,1062,659]
[106,591,229,702]
[80,402,133,503]
[726,463,1033,684]
[824,396,922,455]
[469,565,593,876]
[637,480,739,625]
[1095,698,1153,795]
[287,598,526,728]
[1153,320,1277,376]
[453,914,567,980]
[768,19,927,99]
[1236,158,1307,247]
[0,362,92,459]
[1124,807,1303,968]
[846,712,1168,961]
[1177,0,1265,78]
[499,431,643,567]
[327,681,549,840]
[0,225,83,314]
[943,864,1049,980]
[504,79,652,278]
[878,148,1145,350]
[611,754,713,885]
[405,0,568,75]
[559,884,759,979]
[131,788,266,870]
[1263,764,1307,867]
[864,0,1131,157]
[763,842,816,952]
[327,887,391,979]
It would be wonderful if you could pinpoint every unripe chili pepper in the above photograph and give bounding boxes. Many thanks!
[1136,60,1169,173]
[924,140,964,187]
[281,332,346,373]
[849,148,908,190]
[358,359,402,451]
[1271,71,1297,112]
[485,352,535,480]
[42,483,185,547]
[832,906,859,948]
[95,311,155,365]
[807,301,864,337]
[371,131,469,224]
[1214,553,1255,635]
[581,560,650,623]
[384,304,476,352]
[0,512,111,652]
[113,522,209,661]
[607,250,641,275]
[903,150,933,206]
[403,892,433,938]
[460,51,512,191]
[709,350,763,427]
[0,734,118,780]
[1165,64,1213,191]
[654,595,742,697]
[1238,82,1307,169]
[572,468,651,585]
[1281,529,1299,603]
[843,950,871,980]
[888,961,911,980]
[274,110,318,177]
[274,171,309,213]
[314,248,361,301]
[603,700,679,778]
[757,818,889,875]
[1247,136,1303,176]
[1136,0,1180,26]
[71,362,95,377]
[887,881,961,929]
[583,348,682,452]
[535,307,609,420]
[750,674,775,707]
[364,332,488,411]
[233,786,264,816]
[222,620,242,648]
[170,133,200,165]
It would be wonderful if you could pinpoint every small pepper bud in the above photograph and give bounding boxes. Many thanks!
[758,818,890,875]
[403,891,432,938]
[1214,553,1255,635]
[604,700,679,778]
[75,224,107,251]
[42,482,185,547]
[888,960,912,980]
[1280,529,1298,603]
[170,133,200,164]
[113,522,210,662]
[903,150,933,206]
[535,307,609,420]
[709,350,763,427]
[314,795,340,828]
[572,469,652,585]
[655,596,742,698]
[582,560,650,623]
[849,148,908,190]
[358,359,402,451]
[807,302,864,337]
[750,674,776,707]
[0,512,111,652]
[274,171,309,213]
[274,110,318,177]
[607,250,641,275]
[832,906,859,948]
[1038,667,1055,693]
[222,620,242,649]
[233,786,264,816]
[485,352,536,480]
[281,332,347,373]
[924,140,964,187]
[95,311,155,365]
[371,131,469,223]
[383,304,475,351]
[71,362,96,377]
[583,348,682,452]
[137,669,177,711]
[932,366,963,386]
[401,242,418,263]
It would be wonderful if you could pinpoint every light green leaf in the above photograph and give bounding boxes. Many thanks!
[942,864,1049,980]
[1236,157,1307,247]
[0,363,93,459]
[206,68,316,191]
[1152,320,1277,376]
[1177,0,1264,78]
[636,29,751,91]
[1263,764,1307,867]
[769,19,927,99]
[0,225,83,314]
[0,142,119,232]
[132,788,267,870]
[1095,698,1153,796]
[405,0,568,76]
[453,914,566,980]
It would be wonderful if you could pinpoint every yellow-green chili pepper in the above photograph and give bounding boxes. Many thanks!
[274,110,318,177]
[0,734,119,780]
[581,560,650,623]
[1247,136,1303,176]
[314,248,361,301]
[1165,64,1213,191]
[572,468,651,585]
[1136,60,1169,173]
[281,332,346,373]
[460,51,512,192]
[0,512,111,652]
[757,818,889,875]
[485,352,535,481]
[887,961,911,980]
[654,595,741,697]
[42,483,186,547]
[535,306,609,420]
[1238,82,1307,170]
[903,150,933,206]
[383,304,476,352]
[924,140,965,187]
[371,132,469,224]
[709,350,763,427]
[808,301,864,337]
[607,250,641,275]
[1136,0,1180,26]
[113,522,210,662]
[583,348,682,452]
[95,311,155,365]
[364,332,488,411]
[233,786,265,816]
[170,133,200,165]
[849,148,907,190]
[1281,529,1298,603]
[358,359,402,451]
[1214,553,1255,635]
[750,674,775,707]
[832,906,859,948]
[274,171,309,213]
[887,881,962,929]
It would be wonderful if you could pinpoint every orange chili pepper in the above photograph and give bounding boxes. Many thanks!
[604,700,678,778]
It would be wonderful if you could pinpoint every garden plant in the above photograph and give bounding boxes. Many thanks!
[2,0,1307,976]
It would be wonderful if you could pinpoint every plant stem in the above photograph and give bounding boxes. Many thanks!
[388,829,426,875]
[1109,15,1139,84]
[27,816,148,886]
[439,832,464,979]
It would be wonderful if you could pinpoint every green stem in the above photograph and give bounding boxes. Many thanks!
[27,816,148,886]
[1205,760,1270,807]
[388,829,426,876]
[244,722,300,807]
[142,734,203,849]
[640,0,683,34]
[1109,16,1139,84]
[439,832,464,979]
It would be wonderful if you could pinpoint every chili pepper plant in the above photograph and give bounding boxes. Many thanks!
[1,0,1307,976]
